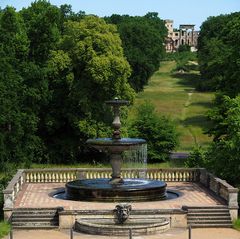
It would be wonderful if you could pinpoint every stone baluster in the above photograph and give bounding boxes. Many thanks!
[52,173,55,182]
[165,172,169,181]
[56,173,59,182]
[33,173,36,182]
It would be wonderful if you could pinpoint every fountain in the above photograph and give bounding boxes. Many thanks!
[64,98,169,202]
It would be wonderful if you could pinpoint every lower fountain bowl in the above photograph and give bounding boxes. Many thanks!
[62,178,168,202]
[75,217,170,235]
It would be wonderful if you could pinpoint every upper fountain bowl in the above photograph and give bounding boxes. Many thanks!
[105,99,129,106]
[86,138,146,153]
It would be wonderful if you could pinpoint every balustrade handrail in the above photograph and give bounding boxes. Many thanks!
[3,167,238,211]
[3,169,25,193]
[23,167,199,173]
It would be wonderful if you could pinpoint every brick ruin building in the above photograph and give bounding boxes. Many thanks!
[165,19,199,52]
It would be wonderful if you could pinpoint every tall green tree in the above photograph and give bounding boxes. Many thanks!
[198,12,240,96]
[41,16,135,163]
[20,0,61,64]
[106,13,167,92]
[0,7,42,166]
[206,96,240,185]
[59,4,85,25]
[187,95,240,186]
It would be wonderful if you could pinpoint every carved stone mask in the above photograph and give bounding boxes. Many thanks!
[114,203,132,224]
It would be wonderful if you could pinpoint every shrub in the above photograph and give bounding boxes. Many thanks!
[185,146,207,168]
[178,44,191,52]
[129,101,179,162]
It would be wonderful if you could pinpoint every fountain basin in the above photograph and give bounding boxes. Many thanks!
[61,178,170,202]
[86,138,146,153]
[75,217,170,235]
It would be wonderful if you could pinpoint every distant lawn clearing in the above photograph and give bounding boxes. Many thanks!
[130,61,214,152]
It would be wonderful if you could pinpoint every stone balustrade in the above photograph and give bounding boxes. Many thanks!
[3,167,239,218]
[23,168,199,183]
[199,168,239,208]
[3,169,25,209]
[146,168,199,182]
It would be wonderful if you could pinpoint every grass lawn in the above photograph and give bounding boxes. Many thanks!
[0,221,10,239]
[233,218,240,231]
[31,157,186,169]
[130,61,214,152]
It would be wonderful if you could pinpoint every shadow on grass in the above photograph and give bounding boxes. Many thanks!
[182,115,211,129]
[171,72,201,90]
[185,64,199,71]
[190,101,213,108]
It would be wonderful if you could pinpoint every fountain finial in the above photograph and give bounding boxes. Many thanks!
[105,98,129,140]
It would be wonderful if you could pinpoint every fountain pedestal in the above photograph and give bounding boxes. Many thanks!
[63,98,168,202]
[109,153,123,184]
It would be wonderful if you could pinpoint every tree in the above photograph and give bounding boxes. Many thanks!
[59,4,85,25]
[129,101,179,162]
[106,13,167,92]
[187,95,240,186]
[206,95,240,185]
[198,12,240,96]
[20,0,61,64]
[0,7,42,165]
[41,16,135,163]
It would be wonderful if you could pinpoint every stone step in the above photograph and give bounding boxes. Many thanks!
[12,213,58,218]
[12,221,58,227]
[188,213,230,218]
[11,208,61,229]
[190,224,232,228]
[12,217,58,222]
[188,219,232,224]
[188,209,229,213]
[13,210,59,215]
[12,225,59,230]
[185,206,228,209]
[186,206,232,228]
[188,217,231,220]
[14,207,61,211]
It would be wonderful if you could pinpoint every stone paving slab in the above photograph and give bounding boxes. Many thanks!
[3,228,240,239]
[14,182,225,210]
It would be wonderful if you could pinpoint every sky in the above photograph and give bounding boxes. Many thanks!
[0,0,239,30]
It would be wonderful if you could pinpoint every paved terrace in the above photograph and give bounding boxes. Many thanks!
[14,182,225,210]
[3,228,240,239]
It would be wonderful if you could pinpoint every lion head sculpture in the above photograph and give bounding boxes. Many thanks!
[114,203,132,224]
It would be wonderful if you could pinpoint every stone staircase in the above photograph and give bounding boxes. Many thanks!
[186,206,232,228]
[11,207,63,229]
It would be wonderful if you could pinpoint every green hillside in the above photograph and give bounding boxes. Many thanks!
[130,61,214,151]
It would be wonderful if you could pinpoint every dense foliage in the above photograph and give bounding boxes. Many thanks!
[0,6,43,165]
[206,95,240,185]
[187,12,240,193]
[105,13,167,92]
[187,94,240,187]
[129,102,179,162]
[198,12,240,96]
[0,1,171,166]
[0,2,136,165]
[43,16,134,163]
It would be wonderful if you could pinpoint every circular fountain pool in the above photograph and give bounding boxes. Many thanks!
[53,178,180,202]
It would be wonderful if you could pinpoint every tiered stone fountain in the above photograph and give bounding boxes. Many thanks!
[65,98,168,202]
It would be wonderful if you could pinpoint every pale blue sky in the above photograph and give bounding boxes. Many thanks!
[0,0,239,30]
